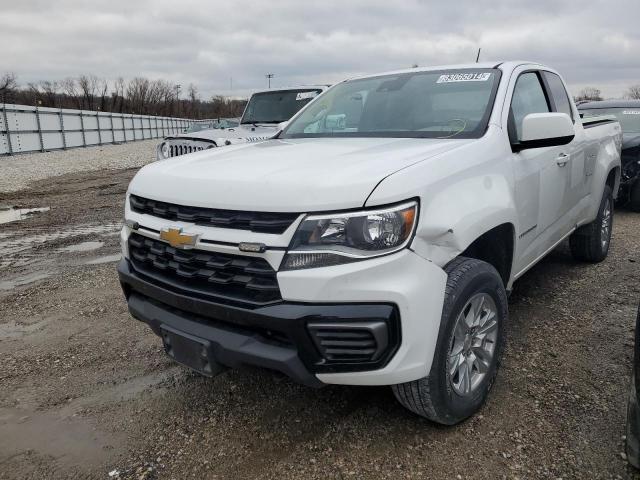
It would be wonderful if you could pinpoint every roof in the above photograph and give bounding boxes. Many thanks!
[252,85,330,95]
[577,99,640,109]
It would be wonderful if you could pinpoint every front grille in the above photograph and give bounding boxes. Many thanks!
[128,232,281,306]
[164,138,215,158]
[307,321,389,363]
[130,195,298,234]
[170,144,205,157]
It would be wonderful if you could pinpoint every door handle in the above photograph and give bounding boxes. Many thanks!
[556,153,570,167]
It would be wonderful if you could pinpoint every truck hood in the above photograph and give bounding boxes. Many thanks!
[129,137,473,212]
[179,124,278,144]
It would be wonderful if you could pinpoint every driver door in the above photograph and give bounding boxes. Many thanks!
[509,71,573,266]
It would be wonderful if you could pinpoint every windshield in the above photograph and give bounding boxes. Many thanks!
[241,89,323,124]
[280,69,501,139]
[184,122,217,133]
[220,118,239,128]
[581,107,640,133]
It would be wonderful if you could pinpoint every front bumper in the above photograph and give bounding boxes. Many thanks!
[119,221,448,386]
[118,259,404,387]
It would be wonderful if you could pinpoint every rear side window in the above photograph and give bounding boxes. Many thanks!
[543,72,574,121]
[509,72,550,141]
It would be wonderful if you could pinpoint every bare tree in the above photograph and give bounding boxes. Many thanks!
[126,77,151,114]
[626,85,640,100]
[2,72,247,119]
[111,77,125,112]
[60,77,82,109]
[97,78,109,111]
[188,83,199,117]
[575,87,603,102]
[27,82,42,106]
[0,72,17,101]
[40,81,59,107]
[78,74,100,110]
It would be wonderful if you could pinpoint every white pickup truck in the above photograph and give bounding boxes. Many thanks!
[119,61,621,424]
[156,86,328,160]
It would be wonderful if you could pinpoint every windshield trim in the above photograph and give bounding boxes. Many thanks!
[278,68,502,140]
[240,88,324,124]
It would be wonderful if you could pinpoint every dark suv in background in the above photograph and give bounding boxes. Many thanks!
[579,100,640,211]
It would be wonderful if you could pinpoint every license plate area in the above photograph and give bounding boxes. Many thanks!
[161,326,217,376]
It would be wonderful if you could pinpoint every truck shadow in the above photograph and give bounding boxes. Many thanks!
[135,234,629,476]
[161,238,590,419]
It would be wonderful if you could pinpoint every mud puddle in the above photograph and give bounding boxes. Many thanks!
[0,318,50,339]
[83,253,122,265]
[0,407,124,470]
[0,223,121,268]
[58,240,105,253]
[0,272,52,291]
[0,206,50,225]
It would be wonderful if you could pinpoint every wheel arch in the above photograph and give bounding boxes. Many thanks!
[458,223,516,287]
[412,214,518,288]
[606,166,620,199]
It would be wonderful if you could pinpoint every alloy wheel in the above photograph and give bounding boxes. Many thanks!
[448,293,499,396]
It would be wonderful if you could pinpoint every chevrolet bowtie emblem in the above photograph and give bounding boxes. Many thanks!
[159,227,198,249]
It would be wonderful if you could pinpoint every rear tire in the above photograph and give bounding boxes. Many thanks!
[569,185,613,263]
[630,180,640,212]
[392,257,507,425]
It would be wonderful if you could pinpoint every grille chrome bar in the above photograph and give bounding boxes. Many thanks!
[130,195,298,234]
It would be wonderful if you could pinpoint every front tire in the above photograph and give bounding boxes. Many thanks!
[569,185,613,263]
[392,257,507,425]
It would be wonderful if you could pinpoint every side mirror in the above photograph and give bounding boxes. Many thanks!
[513,112,575,152]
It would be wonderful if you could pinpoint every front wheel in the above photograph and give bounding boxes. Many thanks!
[392,257,507,425]
[569,185,613,263]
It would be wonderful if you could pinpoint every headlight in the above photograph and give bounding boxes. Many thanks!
[281,201,418,270]
[160,142,170,158]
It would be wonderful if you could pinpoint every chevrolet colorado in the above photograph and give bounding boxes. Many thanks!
[156,86,328,160]
[119,61,622,424]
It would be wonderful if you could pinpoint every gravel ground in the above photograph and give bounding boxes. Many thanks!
[0,140,157,193]
[0,143,639,479]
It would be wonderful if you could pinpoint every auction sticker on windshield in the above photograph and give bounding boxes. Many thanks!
[296,91,319,100]
[436,72,491,83]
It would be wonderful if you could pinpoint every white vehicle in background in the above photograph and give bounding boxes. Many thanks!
[183,118,241,134]
[156,86,328,160]
[121,61,621,424]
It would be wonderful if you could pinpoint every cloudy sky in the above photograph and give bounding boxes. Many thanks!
[1,0,639,99]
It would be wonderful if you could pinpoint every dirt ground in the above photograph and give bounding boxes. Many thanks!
[1,164,639,479]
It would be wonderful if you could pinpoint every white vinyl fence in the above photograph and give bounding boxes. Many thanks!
[0,103,194,156]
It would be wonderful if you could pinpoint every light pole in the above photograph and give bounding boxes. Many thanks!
[265,73,274,89]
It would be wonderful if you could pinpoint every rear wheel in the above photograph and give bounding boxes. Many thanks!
[392,257,507,425]
[569,185,613,263]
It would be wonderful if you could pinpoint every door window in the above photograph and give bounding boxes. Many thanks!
[543,72,574,121]
[510,72,550,142]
